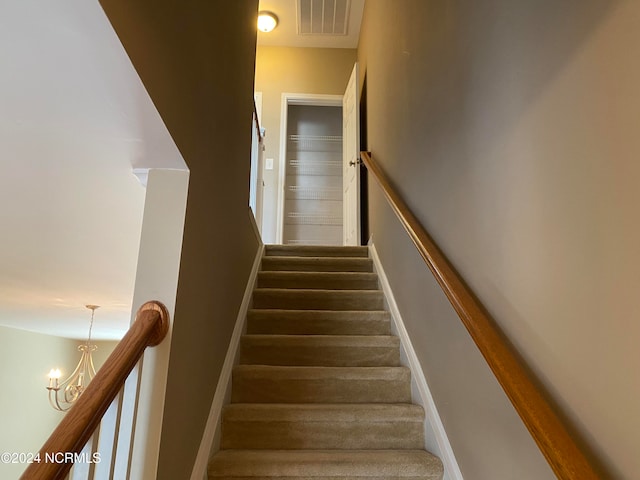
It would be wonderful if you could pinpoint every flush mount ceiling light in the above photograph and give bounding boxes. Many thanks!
[258,11,278,33]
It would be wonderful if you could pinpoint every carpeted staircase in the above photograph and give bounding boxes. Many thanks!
[208,245,444,479]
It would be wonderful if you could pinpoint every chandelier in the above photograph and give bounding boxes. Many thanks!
[47,305,99,411]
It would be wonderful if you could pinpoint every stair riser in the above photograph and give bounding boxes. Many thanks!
[221,421,424,450]
[210,476,433,480]
[240,345,399,367]
[257,273,379,290]
[265,245,369,257]
[253,291,384,311]
[262,257,373,272]
[232,373,411,404]
[247,318,391,335]
[209,450,443,479]
[246,310,391,335]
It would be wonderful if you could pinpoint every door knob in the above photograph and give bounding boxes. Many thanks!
[349,159,362,167]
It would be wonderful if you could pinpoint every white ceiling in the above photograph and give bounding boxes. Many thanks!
[0,0,363,341]
[258,0,364,49]
[0,0,185,340]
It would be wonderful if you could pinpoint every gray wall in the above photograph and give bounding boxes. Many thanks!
[359,1,636,478]
[98,1,260,478]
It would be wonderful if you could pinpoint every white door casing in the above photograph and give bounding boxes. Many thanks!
[276,94,343,244]
[343,63,360,246]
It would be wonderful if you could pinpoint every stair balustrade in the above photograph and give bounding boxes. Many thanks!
[20,301,170,480]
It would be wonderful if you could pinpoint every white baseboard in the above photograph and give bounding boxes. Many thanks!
[190,240,264,480]
[369,242,463,480]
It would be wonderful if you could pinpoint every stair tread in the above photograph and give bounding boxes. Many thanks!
[209,450,444,477]
[253,289,384,311]
[265,245,369,257]
[257,271,379,290]
[240,333,400,366]
[233,365,410,378]
[248,309,389,317]
[242,334,399,346]
[259,271,378,277]
[255,287,382,293]
[247,309,390,322]
[263,256,372,262]
[223,403,424,422]
[221,404,425,451]
[247,309,391,335]
[262,256,373,272]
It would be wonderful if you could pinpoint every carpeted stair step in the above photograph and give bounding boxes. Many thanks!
[262,256,373,272]
[240,335,400,367]
[246,309,391,335]
[253,288,384,310]
[221,403,425,450]
[232,365,412,403]
[208,244,444,480]
[208,450,444,479]
[257,271,379,290]
[265,245,369,257]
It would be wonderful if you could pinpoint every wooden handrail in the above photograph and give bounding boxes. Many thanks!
[360,151,600,479]
[253,101,263,142]
[21,301,170,480]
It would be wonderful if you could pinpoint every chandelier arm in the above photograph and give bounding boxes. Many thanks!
[47,305,101,412]
[87,349,97,379]
[48,388,70,412]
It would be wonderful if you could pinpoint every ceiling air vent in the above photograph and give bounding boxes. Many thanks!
[297,0,350,36]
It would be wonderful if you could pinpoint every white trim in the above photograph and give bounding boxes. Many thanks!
[132,168,149,187]
[190,236,265,480]
[369,241,464,480]
[132,167,188,188]
[276,93,344,244]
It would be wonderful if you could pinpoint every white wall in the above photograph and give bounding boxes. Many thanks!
[127,168,189,479]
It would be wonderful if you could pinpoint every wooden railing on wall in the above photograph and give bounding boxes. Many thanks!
[20,301,170,480]
[360,151,600,480]
[253,101,263,142]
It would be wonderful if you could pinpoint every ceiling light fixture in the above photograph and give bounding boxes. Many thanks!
[47,305,99,411]
[258,11,279,33]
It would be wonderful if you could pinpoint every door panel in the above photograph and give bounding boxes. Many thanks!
[343,63,360,246]
[283,105,343,245]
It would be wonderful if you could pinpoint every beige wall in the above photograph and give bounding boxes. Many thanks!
[359,0,636,478]
[91,340,119,370]
[99,1,260,478]
[0,327,116,478]
[255,46,357,242]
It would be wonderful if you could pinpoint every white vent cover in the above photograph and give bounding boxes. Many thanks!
[297,0,351,36]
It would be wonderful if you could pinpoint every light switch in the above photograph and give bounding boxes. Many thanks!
[265,158,274,170]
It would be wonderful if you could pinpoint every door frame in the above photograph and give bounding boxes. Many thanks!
[275,93,343,244]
